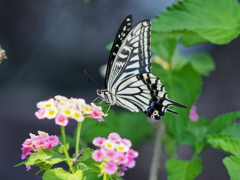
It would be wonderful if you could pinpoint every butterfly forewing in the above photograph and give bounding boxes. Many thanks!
[107,20,151,90]
[105,15,132,87]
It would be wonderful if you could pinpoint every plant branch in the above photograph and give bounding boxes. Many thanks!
[60,126,75,173]
[149,120,165,180]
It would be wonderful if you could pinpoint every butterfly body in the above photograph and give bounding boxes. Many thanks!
[97,15,186,120]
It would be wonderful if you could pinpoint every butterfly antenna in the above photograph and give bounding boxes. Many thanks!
[84,69,101,89]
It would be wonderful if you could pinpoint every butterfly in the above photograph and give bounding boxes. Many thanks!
[97,15,186,120]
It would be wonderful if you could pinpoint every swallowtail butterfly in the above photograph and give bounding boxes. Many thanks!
[97,15,186,120]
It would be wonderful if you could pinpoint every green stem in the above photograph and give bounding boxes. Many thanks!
[75,121,83,156]
[61,126,75,173]
[149,120,165,180]
[103,173,108,180]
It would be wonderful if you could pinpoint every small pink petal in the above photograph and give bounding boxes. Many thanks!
[127,149,139,158]
[92,149,105,162]
[108,132,121,142]
[26,165,31,171]
[55,114,69,126]
[35,108,46,119]
[93,137,106,147]
[105,150,117,160]
[189,105,199,121]
[105,161,118,175]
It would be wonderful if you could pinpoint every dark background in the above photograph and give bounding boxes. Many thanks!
[0,0,239,179]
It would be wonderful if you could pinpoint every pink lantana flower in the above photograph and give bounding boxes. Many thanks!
[21,131,61,161]
[105,161,118,175]
[35,95,107,125]
[92,149,106,162]
[189,105,199,121]
[108,132,121,142]
[55,114,69,126]
[93,137,106,147]
[92,132,138,177]
[35,108,46,119]
[89,108,104,122]
[21,147,32,160]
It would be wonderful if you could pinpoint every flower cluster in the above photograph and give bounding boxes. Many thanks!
[0,49,6,63]
[35,95,106,126]
[92,132,138,176]
[21,131,61,160]
[189,105,199,121]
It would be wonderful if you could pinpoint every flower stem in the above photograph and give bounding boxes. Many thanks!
[149,120,165,180]
[60,126,75,173]
[103,173,108,180]
[75,121,83,156]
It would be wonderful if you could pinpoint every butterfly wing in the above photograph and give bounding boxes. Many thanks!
[107,19,151,90]
[105,15,133,88]
[113,73,186,120]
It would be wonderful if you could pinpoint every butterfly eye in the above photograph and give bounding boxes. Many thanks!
[97,89,102,95]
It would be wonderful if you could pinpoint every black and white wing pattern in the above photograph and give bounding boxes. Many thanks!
[97,15,186,120]
[105,15,132,88]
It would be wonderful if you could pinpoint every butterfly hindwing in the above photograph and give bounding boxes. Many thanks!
[113,73,185,119]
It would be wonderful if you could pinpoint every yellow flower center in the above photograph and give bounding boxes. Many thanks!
[64,109,71,115]
[49,110,55,115]
[74,113,80,118]
[45,104,51,108]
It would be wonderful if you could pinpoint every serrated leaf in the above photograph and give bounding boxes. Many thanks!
[165,157,202,180]
[25,149,65,166]
[43,168,85,180]
[152,0,240,44]
[207,111,240,134]
[222,123,240,140]
[207,134,240,157]
[223,156,240,180]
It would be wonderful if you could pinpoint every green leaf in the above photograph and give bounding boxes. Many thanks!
[79,148,93,162]
[81,109,154,147]
[25,149,65,166]
[165,157,202,180]
[152,0,240,44]
[207,111,240,134]
[222,123,240,140]
[188,54,215,76]
[43,168,85,180]
[151,33,178,61]
[172,52,215,76]
[207,134,240,157]
[179,33,208,46]
[180,117,209,145]
[153,64,201,142]
[223,156,240,180]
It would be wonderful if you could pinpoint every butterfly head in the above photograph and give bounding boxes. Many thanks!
[96,89,113,104]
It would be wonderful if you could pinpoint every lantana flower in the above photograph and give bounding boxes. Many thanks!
[21,131,61,160]
[92,132,139,177]
[35,95,107,126]
[189,105,199,121]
